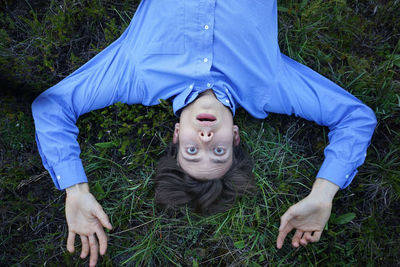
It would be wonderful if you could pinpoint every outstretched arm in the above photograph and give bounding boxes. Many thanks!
[31,19,144,190]
[65,183,112,267]
[265,54,377,189]
[263,54,376,247]
[276,178,339,249]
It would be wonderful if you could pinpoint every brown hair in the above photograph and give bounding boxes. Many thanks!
[154,143,256,215]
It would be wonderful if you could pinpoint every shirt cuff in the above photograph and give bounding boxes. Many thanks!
[316,157,358,189]
[52,160,88,190]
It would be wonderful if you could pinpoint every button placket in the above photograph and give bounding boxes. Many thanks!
[195,0,215,91]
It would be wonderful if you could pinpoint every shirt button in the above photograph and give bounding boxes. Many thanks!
[57,175,61,180]
[225,99,230,104]
[207,83,212,88]
[345,174,349,179]
[203,58,209,63]
[204,24,209,30]
[189,85,194,89]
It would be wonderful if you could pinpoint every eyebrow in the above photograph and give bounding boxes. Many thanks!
[181,156,230,164]
[211,158,229,164]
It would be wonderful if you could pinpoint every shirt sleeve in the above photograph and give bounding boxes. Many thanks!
[264,54,377,189]
[31,26,144,190]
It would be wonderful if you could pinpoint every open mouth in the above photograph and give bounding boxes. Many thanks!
[196,113,217,126]
[196,113,216,121]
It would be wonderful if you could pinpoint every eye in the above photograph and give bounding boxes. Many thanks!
[214,147,226,155]
[186,146,198,155]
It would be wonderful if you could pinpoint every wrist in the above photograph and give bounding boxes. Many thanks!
[66,182,89,195]
[309,178,339,203]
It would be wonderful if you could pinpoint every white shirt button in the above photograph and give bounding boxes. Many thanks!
[189,85,194,89]
[203,58,209,63]
[207,83,212,88]
[345,174,349,179]
[225,89,229,92]
[204,25,209,30]
[225,99,230,104]
[57,175,61,180]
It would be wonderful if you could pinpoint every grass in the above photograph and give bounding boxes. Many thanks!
[1,0,400,266]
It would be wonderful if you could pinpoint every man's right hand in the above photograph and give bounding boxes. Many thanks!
[65,183,112,267]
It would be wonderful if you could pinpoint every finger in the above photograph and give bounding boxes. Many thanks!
[276,223,293,249]
[96,228,108,255]
[277,209,294,249]
[300,232,312,246]
[291,229,304,248]
[67,232,76,253]
[94,206,112,230]
[303,231,313,242]
[310,231,322,242]
[89,234,99,267]
[279,209,293,231]
[80,235,90,259]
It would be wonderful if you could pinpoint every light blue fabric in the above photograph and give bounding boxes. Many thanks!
[32,0,377,190]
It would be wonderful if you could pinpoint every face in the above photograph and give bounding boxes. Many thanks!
[173,90,240,180]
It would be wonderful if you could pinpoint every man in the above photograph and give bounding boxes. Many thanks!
[32,1,377,266]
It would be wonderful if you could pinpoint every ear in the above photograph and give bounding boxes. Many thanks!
[173,123,180,144]
[233,125,240,146]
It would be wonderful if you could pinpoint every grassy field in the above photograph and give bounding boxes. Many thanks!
[1,0,399,266]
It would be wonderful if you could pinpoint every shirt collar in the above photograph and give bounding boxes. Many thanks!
[172,86,237,117]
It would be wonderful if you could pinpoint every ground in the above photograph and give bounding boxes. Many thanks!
[0,0,399,266]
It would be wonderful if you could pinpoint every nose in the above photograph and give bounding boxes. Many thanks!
[199,130,213,142]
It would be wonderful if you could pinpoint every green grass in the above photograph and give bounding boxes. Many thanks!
[1,0,399,266]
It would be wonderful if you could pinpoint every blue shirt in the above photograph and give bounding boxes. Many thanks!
[32,0,377,190]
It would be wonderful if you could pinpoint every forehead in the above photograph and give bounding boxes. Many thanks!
[177,150,233,180]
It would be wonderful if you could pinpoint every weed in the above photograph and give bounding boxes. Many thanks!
[1,0,399,266]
